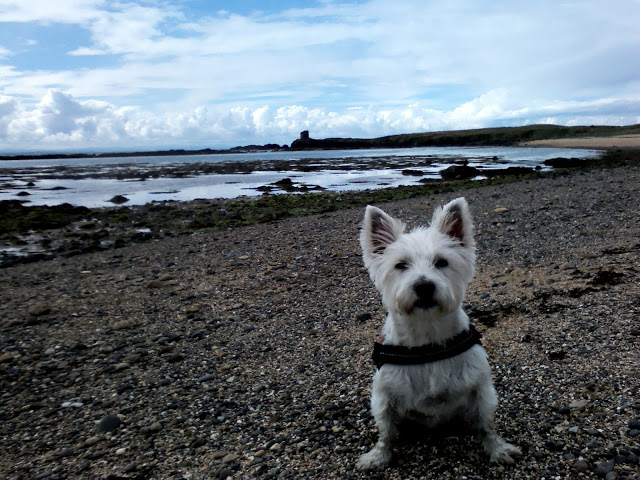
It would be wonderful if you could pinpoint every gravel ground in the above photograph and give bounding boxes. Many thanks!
[1,163,639,480]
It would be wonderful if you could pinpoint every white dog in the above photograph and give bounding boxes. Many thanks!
[357,197,520,469]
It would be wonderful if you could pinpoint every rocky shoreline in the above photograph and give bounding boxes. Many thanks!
[1,153,639,479]
[1,149,636,269]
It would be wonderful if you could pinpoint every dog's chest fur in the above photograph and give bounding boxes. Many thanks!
[373,345,490,426]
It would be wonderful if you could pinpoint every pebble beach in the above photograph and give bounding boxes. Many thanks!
[1,148,639,479]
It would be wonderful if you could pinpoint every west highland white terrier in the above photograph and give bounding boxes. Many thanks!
[357,197,521,469]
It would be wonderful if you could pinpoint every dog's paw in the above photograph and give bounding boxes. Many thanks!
[489,442,522,464]
[356,446,392,470]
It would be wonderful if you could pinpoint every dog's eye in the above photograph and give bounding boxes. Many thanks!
[395,261,408,271]
[435,258,449,269]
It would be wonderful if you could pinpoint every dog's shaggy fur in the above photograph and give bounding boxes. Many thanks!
[357,198,521,470]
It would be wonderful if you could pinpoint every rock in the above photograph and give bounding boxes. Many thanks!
[28,303,51,317]
[109,195,129,204]
[356,313,372,322]
[548,350,567,360]
[628,419,640,429]
[166,354,184,363]
[493,207,509,213]
[605,472,618,480]
[543,157,584,169]
[440,164,481,180]
[146,279,165,289]
[96,414,121,433]
[198,374,216,382]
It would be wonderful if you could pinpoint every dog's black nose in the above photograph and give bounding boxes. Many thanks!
[413,280,437,309]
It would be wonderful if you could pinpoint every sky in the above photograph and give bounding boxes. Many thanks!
[0,0,639,153]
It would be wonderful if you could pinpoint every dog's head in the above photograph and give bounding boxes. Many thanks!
[360,198,476,319]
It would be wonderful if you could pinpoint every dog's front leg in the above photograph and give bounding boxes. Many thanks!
[357,387,398,469]
[473,382,521,464]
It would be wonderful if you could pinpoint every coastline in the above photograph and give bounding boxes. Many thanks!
[1,147,639,268]
[1,150,639,478]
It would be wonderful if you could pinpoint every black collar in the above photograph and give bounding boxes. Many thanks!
[372,325,482,369]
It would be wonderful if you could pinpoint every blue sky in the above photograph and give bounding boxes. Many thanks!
[1,0,639,152]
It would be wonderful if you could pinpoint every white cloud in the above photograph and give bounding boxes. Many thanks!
[0,0,105,24]
[0,89,638,152]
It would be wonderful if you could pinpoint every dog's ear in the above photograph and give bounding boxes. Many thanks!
[360,205,405,262]
[432,197,474,248]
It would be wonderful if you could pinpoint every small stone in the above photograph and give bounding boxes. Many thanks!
[0,353,15,363]
[605,472,618,480]
[493,207,509,213]
[85,436,101,446]
[548,350,567,360]
[190,437,207,448]
[113,319,137,330]
[28,303,51,317]
[114,362,130,371]
[218,469,233,480]
[545,439,565,452]
[148,421,163,432]
[587,437,600,449]
[198,374,216,383]
[146,280,165,289]
[58,447,72,457]
[629,419,640,429]
[569,399,590,409]
[115,447,127,455]
[595,461,614,477]
[211,450,228,460]
[573,459,589,472]
[222,453,240,463]
[96,414,121,433]
[356,313,372,322]
[166,354,184,363]
[269,442,281,451]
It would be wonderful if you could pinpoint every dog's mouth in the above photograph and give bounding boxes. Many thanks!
[414,298,438,311]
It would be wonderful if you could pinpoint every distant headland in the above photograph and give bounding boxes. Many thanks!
[2,124,639,161]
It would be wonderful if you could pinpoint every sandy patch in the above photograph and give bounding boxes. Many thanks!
[520,133,640,148]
